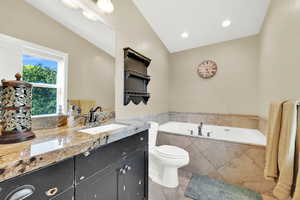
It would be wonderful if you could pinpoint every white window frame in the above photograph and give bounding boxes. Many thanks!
[0,33,68,117]
[23,48,68,117]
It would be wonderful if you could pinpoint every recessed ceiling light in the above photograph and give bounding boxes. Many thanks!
[61,0,80,9]
[222,19,231,28]
[82,10,99,21]
[181,32,189,39]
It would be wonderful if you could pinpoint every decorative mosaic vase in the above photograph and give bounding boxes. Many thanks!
[0,73,35,144]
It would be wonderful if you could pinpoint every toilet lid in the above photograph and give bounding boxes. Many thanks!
[155,145,188,159]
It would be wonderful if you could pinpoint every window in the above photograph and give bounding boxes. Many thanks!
[22,54,59,116]
[22,51,67,116]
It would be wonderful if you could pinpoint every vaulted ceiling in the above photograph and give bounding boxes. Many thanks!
[25,0,115,57]
[133,0,270,52]
[25,0,270,55]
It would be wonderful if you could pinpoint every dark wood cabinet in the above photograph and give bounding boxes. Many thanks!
[0,158,74,200]
[0,130,148,200]
[76,150,147,200]
[75,131,148,200]
[74,142,123,184]
[121,150,146,200]
[75,131,148,184]
[75,162,120,200]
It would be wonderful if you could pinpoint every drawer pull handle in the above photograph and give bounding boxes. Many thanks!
[6,185,35,200]
[124,165,132,171]
[140,137,144,141]
[119,168,126,174]
[46,187,58,197]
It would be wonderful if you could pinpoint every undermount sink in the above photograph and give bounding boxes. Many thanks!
[79,124,128,135]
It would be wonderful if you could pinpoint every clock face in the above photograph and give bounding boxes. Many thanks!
[197,60,218,79]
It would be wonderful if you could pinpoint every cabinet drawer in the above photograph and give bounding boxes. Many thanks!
[75,131,148,184]
[51,187,74,200]
[117,131,148,156]
[0,158,74,200]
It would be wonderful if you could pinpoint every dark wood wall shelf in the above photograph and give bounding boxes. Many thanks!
[124,92,150,105]
[125,70,151,81]
[124,48,151,106]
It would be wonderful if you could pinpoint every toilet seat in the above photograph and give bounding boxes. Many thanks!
[154,145,188,159]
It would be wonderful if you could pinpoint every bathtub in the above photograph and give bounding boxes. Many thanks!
[159,121,266,146]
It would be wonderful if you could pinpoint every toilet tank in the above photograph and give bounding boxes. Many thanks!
[148,121,159,148]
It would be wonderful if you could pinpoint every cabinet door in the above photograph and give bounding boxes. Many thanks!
[0,158,74,200]
[123,150,146,200]
[75,142,123,184]
[75,162,122,200]
[75,131,148,184]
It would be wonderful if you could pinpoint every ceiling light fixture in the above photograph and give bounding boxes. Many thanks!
[61,0,80,9]
[181,32,189,39]
[222,19,232,28]
[97,0,115,14]
[82,10,100,21]
[60,0,106,21]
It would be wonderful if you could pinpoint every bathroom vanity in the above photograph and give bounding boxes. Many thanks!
[75,130,148,200]
[0,122,149,200]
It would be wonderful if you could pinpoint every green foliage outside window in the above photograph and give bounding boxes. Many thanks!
[23,65,57,115]
[23,64,57,84]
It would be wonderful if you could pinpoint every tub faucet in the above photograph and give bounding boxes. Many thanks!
[198,122,203,136]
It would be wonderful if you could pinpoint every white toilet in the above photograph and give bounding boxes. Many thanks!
[148,121,190,188]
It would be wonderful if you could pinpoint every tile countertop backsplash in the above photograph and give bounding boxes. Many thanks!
[0,119,149,182]
[32,110,115,130]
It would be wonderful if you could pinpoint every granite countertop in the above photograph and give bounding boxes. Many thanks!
[0,120,149,182]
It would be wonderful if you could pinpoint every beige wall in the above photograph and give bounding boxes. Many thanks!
[98,0,170,119]
[258,0,300,118]
[2,0,295,120]
[0,0,115,110]
[169,36,259,115]
[0,0,170,119]
[168,0,300,118]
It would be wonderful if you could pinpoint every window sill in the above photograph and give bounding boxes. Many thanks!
[32,114,67,119]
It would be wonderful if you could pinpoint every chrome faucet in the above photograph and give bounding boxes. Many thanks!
[88,106,103,123]
[198,122,203,136]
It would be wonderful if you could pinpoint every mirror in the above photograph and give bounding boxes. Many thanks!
[0,0,116,119]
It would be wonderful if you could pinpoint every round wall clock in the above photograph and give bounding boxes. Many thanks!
[197,60,218,79]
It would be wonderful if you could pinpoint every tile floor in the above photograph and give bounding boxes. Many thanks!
[149,170,192,200]
[149,170,278,200]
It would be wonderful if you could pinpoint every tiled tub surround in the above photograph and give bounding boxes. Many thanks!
[157,130,276,196]
[169,112,259,129]
[258,117,268,135]
[121,112,260,129]
[0,119,149,182]
[121,112,170,125]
